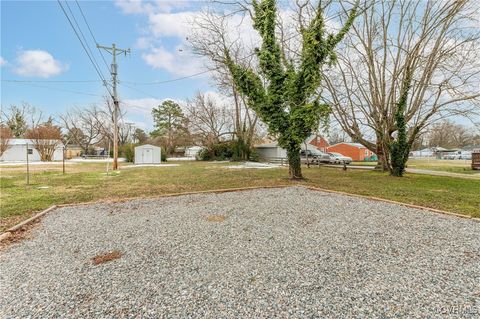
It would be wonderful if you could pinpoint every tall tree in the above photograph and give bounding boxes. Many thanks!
[60,105,103,154]
[324,0,480,173]
[223,0,358,178]
[133,128,148,144]
[190,11,261,159]
[1,103,42,138]
[187,92,233,147]
[2,105,28,137]
[151,100,189,155]
[427,120,474,148]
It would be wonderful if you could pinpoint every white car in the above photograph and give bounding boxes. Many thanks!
[328,152,352,164]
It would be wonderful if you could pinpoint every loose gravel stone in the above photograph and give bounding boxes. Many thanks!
[1,187,479,318]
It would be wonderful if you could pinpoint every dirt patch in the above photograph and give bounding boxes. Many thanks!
[206,215,227,222]
[91,250,123,265]
[0,219,43,252]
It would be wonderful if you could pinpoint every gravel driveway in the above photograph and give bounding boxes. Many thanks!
[1,187,479,318]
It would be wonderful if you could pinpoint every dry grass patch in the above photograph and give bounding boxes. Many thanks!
[206,214,227,222]
[92,250,123,265]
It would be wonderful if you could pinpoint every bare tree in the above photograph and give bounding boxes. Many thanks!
[323,0,480,171]
[0,125,13,157]
[95,97,132,149]
[189,10,260,158]
[427,120,474,148]
[60,105,103,154]
[187,92,233,146]
[25,121,62,161]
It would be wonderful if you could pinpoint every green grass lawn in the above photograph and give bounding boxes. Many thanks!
[1,161,479,232]
[352,158,477,174]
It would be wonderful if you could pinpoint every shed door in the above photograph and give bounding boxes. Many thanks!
[142,148,153,163]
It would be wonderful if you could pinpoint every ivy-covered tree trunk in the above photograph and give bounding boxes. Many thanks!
[223,0,358,179]
[286,146,302,179]
[390,65,414,177]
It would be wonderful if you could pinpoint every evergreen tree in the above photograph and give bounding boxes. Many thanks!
[151,100,189,155]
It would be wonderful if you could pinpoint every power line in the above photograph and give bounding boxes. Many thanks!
[119,52,257,86]
[63,0,107,83]
[2,79,101,83]
[75,0,110,71]
[4,80,103,97]
[120,69,212,86]
[57,0,113,97]
[118,81,161,99]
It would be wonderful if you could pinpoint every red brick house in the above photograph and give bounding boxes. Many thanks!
[327,142,376,161]
[308,135,330,153]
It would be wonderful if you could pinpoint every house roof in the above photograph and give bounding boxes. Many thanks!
[460,145,480,151]
[328,142,367,149]
[135,144,160,149]
[7,138,63,146]
[255,141,280,148]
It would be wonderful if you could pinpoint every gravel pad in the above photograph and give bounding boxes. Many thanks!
[1,187,479,318]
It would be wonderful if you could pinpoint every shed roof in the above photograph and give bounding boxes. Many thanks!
[255,141,280,148]
[7,138,63,146]
[135,144,161,149]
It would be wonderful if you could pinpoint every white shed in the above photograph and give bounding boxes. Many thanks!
[134,144,161,164]
[254,141,287,160]
[0,139,64,162]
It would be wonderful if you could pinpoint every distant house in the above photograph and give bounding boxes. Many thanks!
[0,138,64,162]
[327,142,376,161]
[411,148,435,157]
[307,135,330,153]
[185,146,204,158]
[65,144,82,159]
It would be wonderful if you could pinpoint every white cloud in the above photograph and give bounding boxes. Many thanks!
[0,56,6,66]
[147,11,196,38]
[114,0,152,14]
[142,44,205,76]
[115,0,188,15]
[14,50,68,78]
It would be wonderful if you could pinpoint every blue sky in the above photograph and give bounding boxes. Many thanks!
[1,0,215,129]
[1,0,477,131]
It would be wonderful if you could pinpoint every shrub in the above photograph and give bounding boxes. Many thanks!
[121,144,135,162]
[161,147,167,162]
[198,140,257,161]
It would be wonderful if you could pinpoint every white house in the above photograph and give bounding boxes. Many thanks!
[0,139,64,162]
[185,146,204,158]
[411,148,435,157]
[134,144,161,164]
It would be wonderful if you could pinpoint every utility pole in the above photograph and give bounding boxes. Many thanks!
[97,43,130,170]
